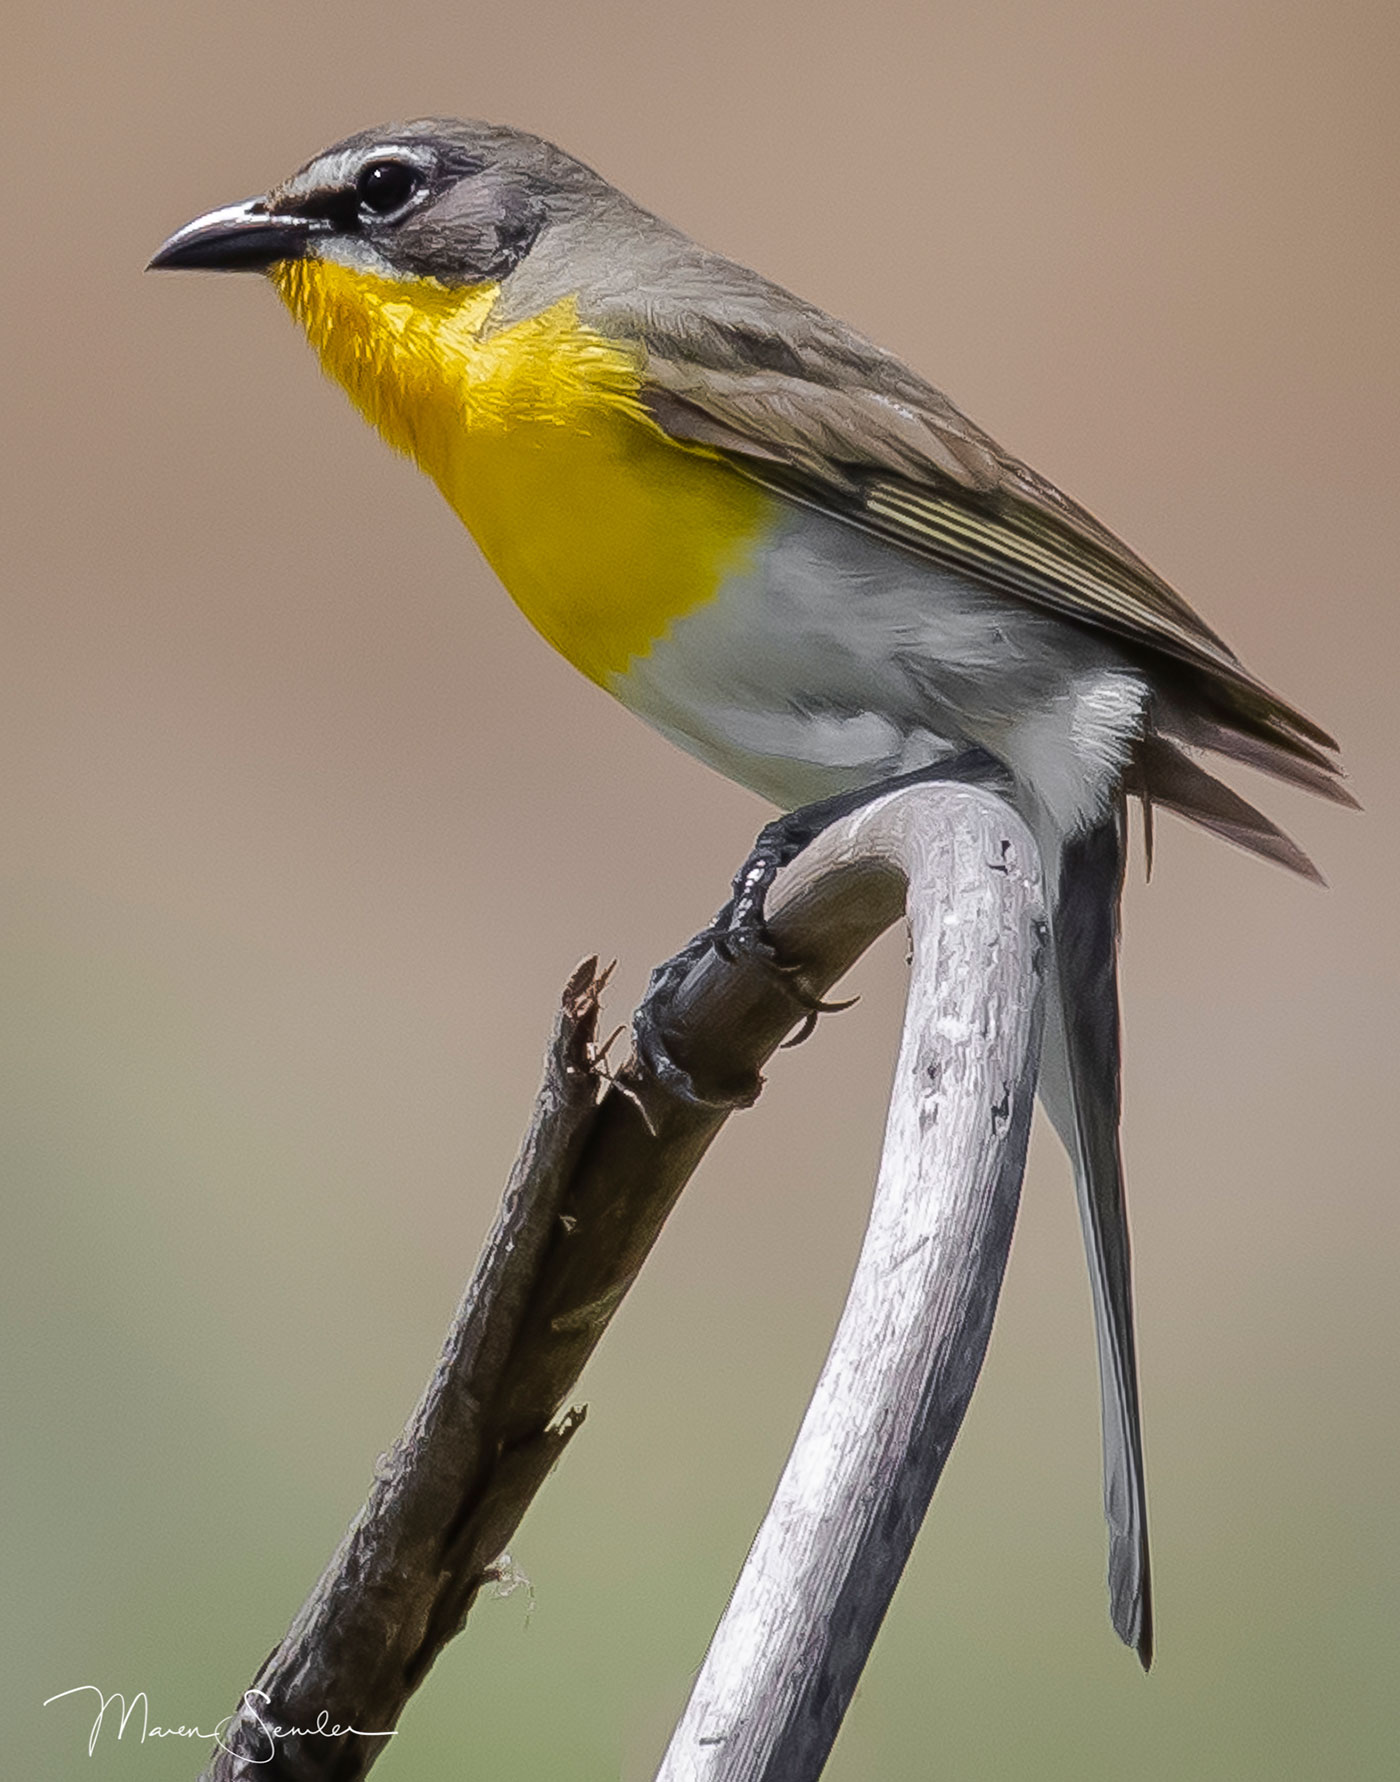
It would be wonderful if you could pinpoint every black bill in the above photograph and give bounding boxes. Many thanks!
[148,198,325,272]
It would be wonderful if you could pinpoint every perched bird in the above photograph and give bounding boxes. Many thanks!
[150,119,1350,1666]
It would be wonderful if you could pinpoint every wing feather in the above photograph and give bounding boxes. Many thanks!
[631,313,1342,773]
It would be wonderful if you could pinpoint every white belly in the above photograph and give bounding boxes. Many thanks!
[610,500,1147,836]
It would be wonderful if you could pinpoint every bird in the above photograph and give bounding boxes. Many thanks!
[149,118,1351,1668]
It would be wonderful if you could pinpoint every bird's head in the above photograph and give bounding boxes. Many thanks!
[148,120,653,467]
[147,118,603,288]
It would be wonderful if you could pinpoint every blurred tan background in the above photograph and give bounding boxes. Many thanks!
[5,1,1397,1776]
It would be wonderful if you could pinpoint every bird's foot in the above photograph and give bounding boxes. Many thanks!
[629,925,749,1115]
[629,748,1009,1111]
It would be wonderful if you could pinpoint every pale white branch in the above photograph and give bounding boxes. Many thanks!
[656,786,1047,1782]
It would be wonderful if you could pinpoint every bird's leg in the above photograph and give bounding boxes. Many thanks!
[631,747,1009,1110]
[716,746,1007,971]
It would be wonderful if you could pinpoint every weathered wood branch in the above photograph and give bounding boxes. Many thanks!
[655,791,1046,1781]
[197,783,1044,1782]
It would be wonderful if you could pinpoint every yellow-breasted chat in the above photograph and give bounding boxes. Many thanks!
[150,118,1352,1668]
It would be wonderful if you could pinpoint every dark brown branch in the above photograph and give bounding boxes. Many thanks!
[198,782,1039,1782]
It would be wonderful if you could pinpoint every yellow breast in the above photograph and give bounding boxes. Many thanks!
[272,258,770,684]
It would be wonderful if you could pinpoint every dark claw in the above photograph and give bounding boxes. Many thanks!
[809,993,860,1016]
[776,992,861,1051]
[780,1011,820,1049]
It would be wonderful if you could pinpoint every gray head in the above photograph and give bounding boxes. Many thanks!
[149,118,619,287]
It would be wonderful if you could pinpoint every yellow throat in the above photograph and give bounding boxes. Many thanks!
[271,257,770,684]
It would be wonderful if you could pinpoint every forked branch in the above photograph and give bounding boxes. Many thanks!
[198,783,1045,1782]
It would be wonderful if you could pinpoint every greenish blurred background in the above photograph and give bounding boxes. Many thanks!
[5,1,1397,1775]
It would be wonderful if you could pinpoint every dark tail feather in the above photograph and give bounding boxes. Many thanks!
[1167,714,1359,808]
[1129,736,1327,884]
[1047,808,1153,1666]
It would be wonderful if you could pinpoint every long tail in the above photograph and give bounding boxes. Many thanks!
[1038,805,1153,1666]
[1034,703,1348,1661]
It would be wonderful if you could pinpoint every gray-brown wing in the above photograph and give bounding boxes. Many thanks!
[636,316,1339,764]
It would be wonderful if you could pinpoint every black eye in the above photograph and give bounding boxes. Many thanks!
[356,160,422,218]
